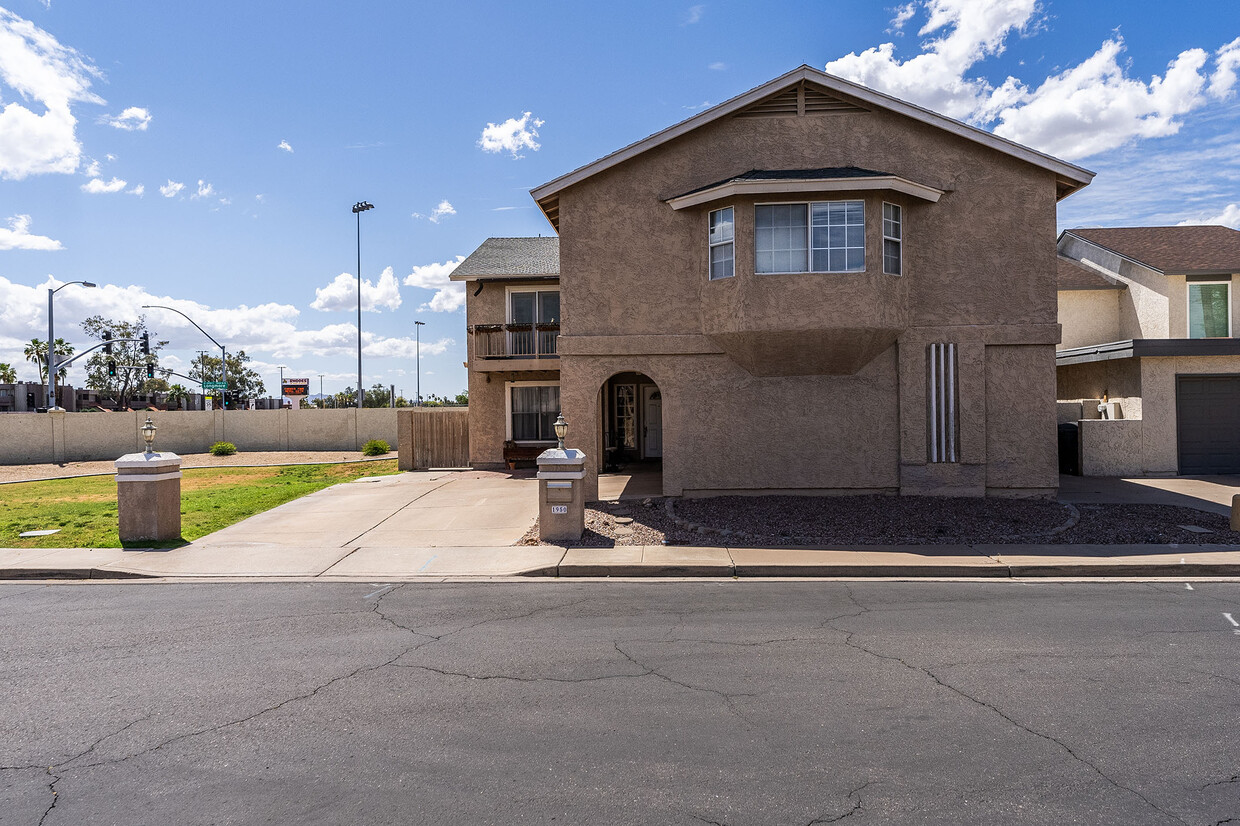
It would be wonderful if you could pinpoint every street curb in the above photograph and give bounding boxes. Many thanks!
[0,567,157,580]
[528,562,1240,579]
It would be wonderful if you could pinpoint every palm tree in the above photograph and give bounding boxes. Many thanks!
[23,338,74,383]
[166,384,189,410]
[0,362,16,383]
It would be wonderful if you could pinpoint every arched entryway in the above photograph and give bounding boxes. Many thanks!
[597,371,662,500]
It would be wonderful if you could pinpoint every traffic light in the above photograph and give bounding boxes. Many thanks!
[103,331,112,354]
[146,363,154,379]
[107,360,116,377]
[140,332,149,355]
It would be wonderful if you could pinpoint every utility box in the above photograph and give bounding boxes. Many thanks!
[536,448,586,542]
[115,452,183,543]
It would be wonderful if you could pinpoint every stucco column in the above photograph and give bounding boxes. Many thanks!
[536,448,587,542]
[115,452,183,543]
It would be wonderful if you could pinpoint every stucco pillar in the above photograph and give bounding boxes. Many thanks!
[115,451,183,543]
[49,409,67,465]
[537,448,587,542]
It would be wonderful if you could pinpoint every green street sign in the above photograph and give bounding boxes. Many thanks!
[203,381,227,390]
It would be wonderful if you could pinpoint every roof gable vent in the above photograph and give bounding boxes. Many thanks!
[735,81,867,118]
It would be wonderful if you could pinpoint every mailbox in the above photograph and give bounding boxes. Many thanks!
[536,448,586,542]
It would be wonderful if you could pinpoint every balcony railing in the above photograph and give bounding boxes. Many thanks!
[472,322,559,360]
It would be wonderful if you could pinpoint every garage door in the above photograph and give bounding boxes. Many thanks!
[1177,375,1240,474]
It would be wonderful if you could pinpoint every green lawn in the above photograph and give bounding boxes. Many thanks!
[0,460,400,549]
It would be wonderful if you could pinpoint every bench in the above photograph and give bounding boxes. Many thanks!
[503,441,550,470]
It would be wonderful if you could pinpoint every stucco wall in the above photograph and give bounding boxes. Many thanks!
[1058,234,1169,339]
[1079,419,1144,477]
[0,408,398,464]
[1058,290,1122,350]
[1056,358,1143,420]
[984,345,1059,493]
[1138,355,1240,474]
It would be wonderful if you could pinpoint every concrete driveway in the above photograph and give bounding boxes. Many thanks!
[1059,474,1240,516]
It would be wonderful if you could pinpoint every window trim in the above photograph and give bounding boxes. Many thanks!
[505,286,561,325]
[1186,279,1232,339]
[882,202,902,276]
[708,206,735,281]
[754,199,866,275]
[505,380,561,444]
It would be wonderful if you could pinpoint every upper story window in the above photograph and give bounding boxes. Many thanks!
[709,207,735,280]
[883,203,902,276]
[510,290,560,325]
[755,201,865,274]
[1188,280,1231,338]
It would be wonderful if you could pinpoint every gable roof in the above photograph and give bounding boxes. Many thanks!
[1057,255,1125,291]
[1064,226,1240,275]
[450,237,559,281]
[530,65,1095,230]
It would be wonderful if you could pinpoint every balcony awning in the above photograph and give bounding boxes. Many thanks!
[665,167,945,210]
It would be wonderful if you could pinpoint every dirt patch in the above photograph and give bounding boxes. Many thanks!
[520,495,1240,547]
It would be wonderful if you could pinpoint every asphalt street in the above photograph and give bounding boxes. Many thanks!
[1,580,1238,825]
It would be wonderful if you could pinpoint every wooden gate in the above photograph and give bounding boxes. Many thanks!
[398,408,470,470]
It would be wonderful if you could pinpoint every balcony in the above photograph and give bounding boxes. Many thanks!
[471,323,560,372]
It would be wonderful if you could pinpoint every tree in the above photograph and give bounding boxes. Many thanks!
[80,316,168,409]
[23,338,74,384]
[188,349,266,408]
[363,383,392,408]
[166,384,190,410]
[0,363,16,383]
[334,388,356,408]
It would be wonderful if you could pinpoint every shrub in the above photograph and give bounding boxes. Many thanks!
[362,439,390,456]
[209,441,237,456]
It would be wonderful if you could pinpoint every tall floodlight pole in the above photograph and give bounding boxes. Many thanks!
[351,201,374,410]
[142,304,227,439]
[47,280,96,410]
[319,374,324,408]
[414,320,425,406]
[277,365,288,408]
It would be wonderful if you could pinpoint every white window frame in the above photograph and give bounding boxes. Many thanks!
[882,202,902,276]
[754,200,865,274]
[505,380,561,444]
[708,206,735,280]
[505,286,560,325]
[1186,279,1232,339]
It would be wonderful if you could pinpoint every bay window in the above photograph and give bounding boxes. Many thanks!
[709,207,735,280]
[883,202,902,275]
[756,200,865,273]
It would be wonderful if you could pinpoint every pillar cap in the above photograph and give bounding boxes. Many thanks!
[536,448,586,464]
[116,452,182,469]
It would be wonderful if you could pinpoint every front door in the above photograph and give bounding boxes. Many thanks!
[642,386,663,458]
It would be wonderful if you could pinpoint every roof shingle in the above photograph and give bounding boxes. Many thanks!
[1068,226,1240,274]
[451,237,559,280]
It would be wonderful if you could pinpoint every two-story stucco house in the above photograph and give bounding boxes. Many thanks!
[455,65,1094,500]
[1056,225,1240,475]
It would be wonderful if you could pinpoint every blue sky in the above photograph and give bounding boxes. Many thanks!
[1,0,1238,398]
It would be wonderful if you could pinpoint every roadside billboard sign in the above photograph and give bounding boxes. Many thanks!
[282,378,310,396]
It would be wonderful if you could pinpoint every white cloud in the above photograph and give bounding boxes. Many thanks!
[81,176,126,193]
[708,61,726,71]
[0,214,62,250]
[83,157,100,177]
[218,197,231,206]
[412,200,457,222]
[824,0,1240,161]
[192,179,214,199]
[101,106,150,131]
[478,111,544,159]
[159,179,184,198]
[403,255,466,313]
[105,153,115,162]
[684,5,704,24]
[127,183,144,196]
[1179,204,1240,229]
[310,266,403,312]
[889,2,916,32]
[0,8,103,180]
[277,139,293,153]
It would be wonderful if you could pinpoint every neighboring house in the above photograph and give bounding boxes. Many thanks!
[456,65,1094,499]
[1057,226,1240,475]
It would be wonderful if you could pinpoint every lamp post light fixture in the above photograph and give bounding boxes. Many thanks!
[47,280,96,410]
[351,200,374,410]
[141,416,157,455]
[414,320,425,406]
[142,304,228,439]
[553,413,568,451]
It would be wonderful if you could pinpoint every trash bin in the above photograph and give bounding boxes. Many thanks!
[1057,422,1079,475]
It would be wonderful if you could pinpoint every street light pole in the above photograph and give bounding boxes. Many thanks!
[318,374,324,409]
[414,320,425,407]
[277,365,288,409]
[47,280,96,410]
[142,304,227,439]
[351,201,374,410]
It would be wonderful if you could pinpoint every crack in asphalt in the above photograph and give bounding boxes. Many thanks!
[825,619,1188,826]
[808,781,872,824]
[391,661,650,684]
[1201,774,1240,791]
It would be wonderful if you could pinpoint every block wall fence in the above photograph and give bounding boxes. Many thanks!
[0,409,399,464]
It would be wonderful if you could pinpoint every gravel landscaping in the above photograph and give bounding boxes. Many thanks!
[520,495,1240,547]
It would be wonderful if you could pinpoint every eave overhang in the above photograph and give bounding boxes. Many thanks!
[1056,338,1240,366]
[448,272,558,283]
[665,173,944,210]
